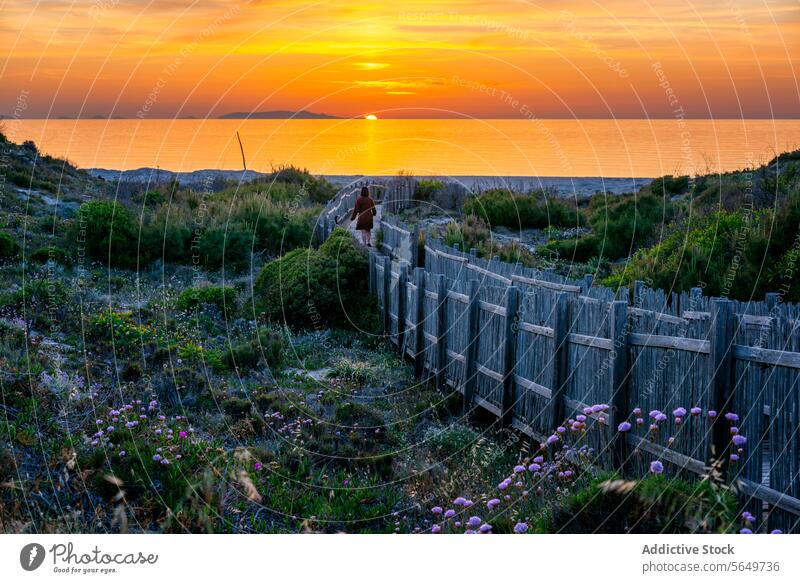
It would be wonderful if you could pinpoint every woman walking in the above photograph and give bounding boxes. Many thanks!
[351,186,377,247]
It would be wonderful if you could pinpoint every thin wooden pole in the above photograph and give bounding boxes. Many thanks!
[609,300,630,471]
[382,256,391,337]
[501,286,520,426]
[550,293,569,429]
[397,264,408,356]
[413,267,425,379]
[463,279,480,413]
[435,274,447,391]
[708,298,734,479]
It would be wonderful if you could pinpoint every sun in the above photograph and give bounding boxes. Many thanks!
[364,114,378,120]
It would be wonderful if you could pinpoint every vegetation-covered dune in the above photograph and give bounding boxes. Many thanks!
[0,132,768,533]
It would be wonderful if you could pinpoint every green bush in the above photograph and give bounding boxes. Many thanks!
[221,397,253,420]
[196,228,252,271]
[539,235,601,262]
[29,246,70,265]
[586,192,673,260]
[0,232,19,261]
[140,211,192,264]
[73,200,139,268]
[415,179,443,202]
[254,228,372,328]
[653,174,690,196]
[176,285,236,313]
[608,190,800,301]
[259,166,337,204]
[221,329,285,371]
[463,188,583,230]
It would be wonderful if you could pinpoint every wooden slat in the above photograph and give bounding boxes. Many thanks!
[682,310,710,320]
[424,245,468,263]
[511,417,547,442]
[466,263,512,285]
[424,290,439,300]
[733,344,800,370]
[446,290,469,304]
[628,306,685,325]
[423,332,438,344]
[478,299,506,316]
[474,395,502,417]
[511,274,581,293]
[740,314,773,327]
[476,363,504,383]
[518,321,554,338]
[567,332,613,351]
[513,374,552,399]
[627,434,707,475]
[446,349,466,363]
[733,478,800,516]
[629,333,711,354]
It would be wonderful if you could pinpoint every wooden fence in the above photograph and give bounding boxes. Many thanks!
[316,177,800,532]
[368,223,800,534]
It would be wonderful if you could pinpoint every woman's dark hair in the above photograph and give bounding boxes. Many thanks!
[360,186,369,197]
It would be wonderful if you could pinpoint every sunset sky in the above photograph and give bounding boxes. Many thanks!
[2,0,799,119]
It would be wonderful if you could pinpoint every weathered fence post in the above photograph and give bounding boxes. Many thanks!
[689,286,704,311]
[550,293,570,429]
[463,279,480,413]
[708,298,734,478]
[413,268,425,378]
[501,286,520,427]
[609,300,630,471]
[435,274,448,390]
[411,225,420,269]
[368,252,375,295]
[765,292,780,314]
[397,264,408,357]
[583,274,593,293]
[382,256,391,337]
[633,280,645,307]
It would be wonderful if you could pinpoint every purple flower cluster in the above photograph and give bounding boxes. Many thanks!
[84,398,194,467]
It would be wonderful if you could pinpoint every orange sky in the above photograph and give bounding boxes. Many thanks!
[2,0,799,119]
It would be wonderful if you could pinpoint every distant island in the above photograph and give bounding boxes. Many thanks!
[217,110,340,119]
[3,110,341,120]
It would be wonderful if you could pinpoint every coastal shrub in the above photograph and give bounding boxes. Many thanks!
[176,285,236,313]
[87,308,155,354]
[415,179,443,202]
[260,166,337,204]
[327,358,373,386]
[586,192,673,260]
[608,189,800,301]
[539,235,601,263]
[74,200,139,268]
[254,228,371,328]
[140,211,193,264]
[29,245,70,265]
[0,232,19,261]
[3,279,69,329]
[463,188,583,229]
[196,227,252,271]
[222,329,285,371]
[652,174,690,196]
[442,216,490,252]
